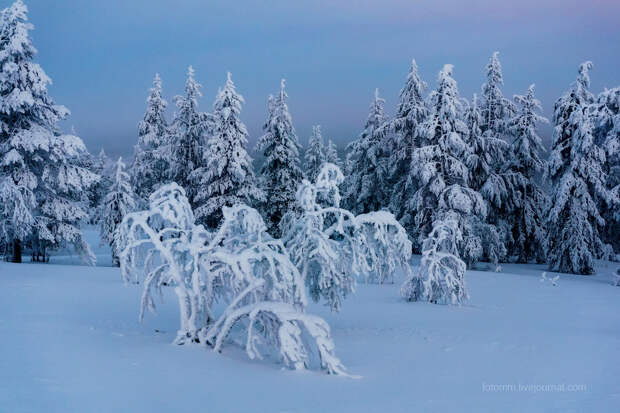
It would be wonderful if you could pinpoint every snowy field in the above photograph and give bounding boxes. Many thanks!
[1,231,619,413]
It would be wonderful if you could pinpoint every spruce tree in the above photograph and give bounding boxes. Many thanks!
[100,157,136,266]
[169,66,208,206]
[383,60,428,242]
[504,85,549,263]
[344,88,390,213]
[475,52,515,260]
[0,0,97,263]
[413,65,487,267]
[464,94,508,264]
[192,72,263,229]
[547,62,609,274]
[304,125,326,182]
[133,73,170,201]
[256,80,303,236]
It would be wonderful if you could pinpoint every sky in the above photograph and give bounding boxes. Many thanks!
[23,0,620,159]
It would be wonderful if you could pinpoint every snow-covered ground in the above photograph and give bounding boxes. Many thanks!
[1,230,619,412]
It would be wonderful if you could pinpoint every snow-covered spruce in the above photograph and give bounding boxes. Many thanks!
[504,85,549,263]
[475,52,516,261]
[592,87,620,256]
[119,183,351,376]
[132,73,170,202]
[547,62,610,275]
[284,163,412,311]
[412,64,487,267]
[169,66,209,207]
[325,138,340,167]
[256,80,304,237]
[464,94,508,264]
[344,89,390,214]
[304,125,326,182]
[0,0,98,264]
[99,157,136,266]
[86,148,112,224]
[192,72,263,229]
[401,214,468,305]
[381,60,428,243]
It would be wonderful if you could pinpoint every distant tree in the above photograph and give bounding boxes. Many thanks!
[192,72,263,229]
[304,125,326,182]
[0,0,97,264]
[325,139,340,167]
[169,66,208,207]
[344,88,390,214]
[100,157,136,266]
[504,85,549,263]
[547,62,610,274]
[256,80,304,236]
[87,148,112,224]
[133,73,170,201]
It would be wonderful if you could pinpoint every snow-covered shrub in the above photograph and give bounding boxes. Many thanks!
[284,163,412,310]
[119,183,350,375]
[356,211,412,284]
[401,215,468,305]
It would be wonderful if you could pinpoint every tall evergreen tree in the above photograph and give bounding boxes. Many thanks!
[476,52,516,259]
[0,0,97,263]
[192,72,263,229]
[100,157,136,266]
[480,52,515,137]
[344,88,390,213]
[383,60,428,242]
[256,79,303,236]
[547,62,609,274]
[304,125,326,182]
[133,73,169,201]
[464,94,508,264]
[169,66,208,206]
[504,85,549,263]
[413,65,487,267]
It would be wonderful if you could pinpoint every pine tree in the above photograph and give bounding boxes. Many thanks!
[133,73,170,201]
[413,64,487,267]
[592,87,620,256]
[382,60,428,242]
[343,88,390,213]
[304,125,326,182]
[0,0,97,264]
[100,157,136,266]
[547,62,609,274]
[192,72,263,229]
[256,80,304,236]
[169,66,208,206]
[504,85,549,263]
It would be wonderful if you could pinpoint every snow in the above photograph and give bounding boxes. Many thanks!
[1,234,618,412]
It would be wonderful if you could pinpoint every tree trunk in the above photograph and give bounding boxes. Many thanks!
[12,239,22,263]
